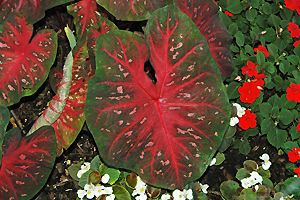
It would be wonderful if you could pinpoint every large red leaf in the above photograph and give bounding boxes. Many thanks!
[0,0,74,28]
[30,40,90,155]
[0,16,57,106]
[96,0,172,21]
[176,0,232,77]
[0,126,56,199]
[86,6,230,189]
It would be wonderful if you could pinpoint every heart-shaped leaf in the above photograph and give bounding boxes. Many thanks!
[176,0,232,77]
[0,126,56,199]
[86,5,230,189]
[29,28,90,155]
[0,16,57,106]
[0,0,74,29]
[96,0,172,21]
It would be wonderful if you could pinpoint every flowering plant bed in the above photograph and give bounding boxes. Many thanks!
[0,0,300,200]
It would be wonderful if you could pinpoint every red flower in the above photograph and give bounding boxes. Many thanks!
[286,83,300,102]
[288,22,300,38]
[238,81,261,104]
[294,167,300,177]
[253,45,270,57]
[294,40,300,47]
[288,148,300,162]
[285,0,300,15]
[238,110,257,130]
[241,61,258,77]
[224,11,234,17]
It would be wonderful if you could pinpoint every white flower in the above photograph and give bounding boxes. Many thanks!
[172,189,185,200]
[241,177,252,189]
[250,171,263,184]
[103,186,113,195]
[101,174,110,184]
[106,194,115,200]
[230,117,239,126]
[183,189,193,199]
[135,194,148,200]
[77,162,91,178]
[132,176,147,197]
[260,153,272,170]
[209,158,217,166]
[199,183,209,194]
[94,184,105,197]
[254,185,259,191]
[232,103,246,117]
[84,184,96,199]
[161,193,171,200]
[77,189,86,199]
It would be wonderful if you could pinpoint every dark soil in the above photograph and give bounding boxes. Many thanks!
[8,3,289,200]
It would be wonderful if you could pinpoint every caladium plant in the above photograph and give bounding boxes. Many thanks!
[85,5,231,189]
[0,16,57,106]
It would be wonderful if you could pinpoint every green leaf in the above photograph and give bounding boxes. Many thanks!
[256,51,265,65]
[267,129,288,148]
[236,168,250,180]
[67,161,84,181]
[227,82,240,99]
[279,108,293,125]
[226,0,243,14]
[238,188,257,200]
[90,156,101,171]
[220,180,240,200]
[261,118,276,135]
[239,139,251,155]
[113,185,131,200]
[235,31,245,47]
[243,160,258,171]
[259,103,272,118]
[275,177,300,197]
[79,170,92,188]
[269,14,281,27]
[245,9,257,22]
[215,152,225,165]
[103,168,121,185]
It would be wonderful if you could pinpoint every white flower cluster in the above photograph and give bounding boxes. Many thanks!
[77,182,115,200]
[240,171,263,189]
[132,176,147,200]
[160,183,208,200]
[230,103,246,126]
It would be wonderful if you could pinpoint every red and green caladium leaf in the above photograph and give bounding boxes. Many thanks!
[29,29,90,155]
[85,5,231,189]
[0,126,56,200]
[0,0,74,29]
[176,0,232,78]
[0,16,57,106]
[96,0,172,21]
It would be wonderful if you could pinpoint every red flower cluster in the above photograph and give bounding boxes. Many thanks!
[253,45,270,57]
[239,61,266,104]
[288,147,300,177]
[288,22,300,38]
[238,110,257,130]
[285,0,300,15]
[224,11,234,17]
[288,147,300,162]
[286,83,300,102]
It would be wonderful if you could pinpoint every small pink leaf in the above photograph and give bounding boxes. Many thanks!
[0,16,57,106]
[96,0,172,20]
[86,6,230,189]
[176,0,232,77]
[0,126,56,199]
